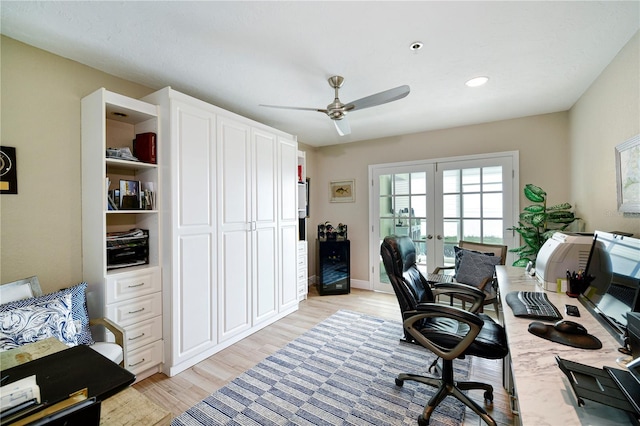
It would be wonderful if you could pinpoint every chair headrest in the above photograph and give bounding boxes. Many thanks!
[381,235,416,273]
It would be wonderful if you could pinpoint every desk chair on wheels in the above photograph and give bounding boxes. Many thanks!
[380,235,509,426]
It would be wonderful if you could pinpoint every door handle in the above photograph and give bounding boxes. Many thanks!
[436,235,443,240]
[427,235,433,240]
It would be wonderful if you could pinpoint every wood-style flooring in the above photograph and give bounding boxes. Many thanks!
[133,286,515,426]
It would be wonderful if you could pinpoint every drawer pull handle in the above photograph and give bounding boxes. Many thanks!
[128,282,145,288]
[128,333,145,341]
[128,358,146,367]
[128,307,145,314]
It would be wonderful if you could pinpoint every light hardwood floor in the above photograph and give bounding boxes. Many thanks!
[133,286,515,426]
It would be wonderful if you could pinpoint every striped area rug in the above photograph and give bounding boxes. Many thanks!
[172,310,468,426]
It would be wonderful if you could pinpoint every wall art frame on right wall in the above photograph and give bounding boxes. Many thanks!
[615,133,640,213]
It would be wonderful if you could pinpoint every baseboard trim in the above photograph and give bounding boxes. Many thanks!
[308,275,372,291]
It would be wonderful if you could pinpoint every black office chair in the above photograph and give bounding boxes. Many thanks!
[380,235,509,426]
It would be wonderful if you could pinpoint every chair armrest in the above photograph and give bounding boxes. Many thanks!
[432,266,454,274]
[432,282,486,312]
[474,276,493,292]
[89,317,125,351]
[404,304,483,360]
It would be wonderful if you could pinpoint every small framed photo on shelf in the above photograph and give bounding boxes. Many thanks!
[119,179,141,210]
[330,179,355,203]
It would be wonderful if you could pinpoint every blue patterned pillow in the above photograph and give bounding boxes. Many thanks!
[0,282,94,345]
[0,293,78,350]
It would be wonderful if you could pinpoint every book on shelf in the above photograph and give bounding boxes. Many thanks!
[133,132,156,164]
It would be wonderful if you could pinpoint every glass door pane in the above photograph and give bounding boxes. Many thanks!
[373,167,433,292]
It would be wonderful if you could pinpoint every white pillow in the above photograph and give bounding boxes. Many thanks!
[0,281,34,304]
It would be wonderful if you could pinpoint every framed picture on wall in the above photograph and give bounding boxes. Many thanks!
[615,134,640,213]
[330,179,355,203]
[0,146,18,194]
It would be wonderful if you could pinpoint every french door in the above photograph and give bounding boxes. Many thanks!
[369,152,519,293]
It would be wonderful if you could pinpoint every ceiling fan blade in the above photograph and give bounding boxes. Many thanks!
[345,85,410,111]
[334,118,351,136]
[260,104,327,113]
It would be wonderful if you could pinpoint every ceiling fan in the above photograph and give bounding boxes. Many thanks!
[260,76,410,136]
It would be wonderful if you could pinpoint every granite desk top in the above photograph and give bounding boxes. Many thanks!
[497,266,635,425]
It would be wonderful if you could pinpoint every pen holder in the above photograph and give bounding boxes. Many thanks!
[566,275,593,298]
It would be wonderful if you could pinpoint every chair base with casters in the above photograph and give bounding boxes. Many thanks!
[396,359,496,426]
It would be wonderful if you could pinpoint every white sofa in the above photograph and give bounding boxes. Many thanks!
[0,276,125,365]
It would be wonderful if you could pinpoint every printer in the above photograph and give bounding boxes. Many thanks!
[535,232,593,289]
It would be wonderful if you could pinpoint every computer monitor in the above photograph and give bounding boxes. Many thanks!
[581,231,640,345]
[628,312,640,359]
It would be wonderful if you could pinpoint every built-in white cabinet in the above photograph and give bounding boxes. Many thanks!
[81,88,163,381]
[297,241,308,300]
[143,87,298,376]
[296,151,308,300]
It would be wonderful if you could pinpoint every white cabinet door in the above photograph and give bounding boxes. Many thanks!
[279,136,299,311]
[217,115,252,342]
[166,97,218,368]
[252,128,278,325]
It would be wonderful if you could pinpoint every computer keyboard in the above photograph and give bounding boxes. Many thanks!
[506,291,563,320]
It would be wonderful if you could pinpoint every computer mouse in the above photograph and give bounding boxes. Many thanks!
[554,320,588,335]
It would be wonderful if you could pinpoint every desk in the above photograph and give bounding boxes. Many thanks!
[497,266,635,426]
[0,339,171,426]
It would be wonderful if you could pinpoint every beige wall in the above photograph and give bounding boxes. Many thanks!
[302,113,570,286]
[2,29,638,293]
[569,31,640,235]
[0,36,153,292]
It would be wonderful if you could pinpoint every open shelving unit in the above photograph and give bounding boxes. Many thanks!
[81,88,163,381]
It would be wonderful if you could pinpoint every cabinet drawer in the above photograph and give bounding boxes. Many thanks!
[106,292,162,327]
[297,268,307,281]
[126,339,163,375]
[105,267,161,304]
[297,241,307,254]
[124,316,162,351]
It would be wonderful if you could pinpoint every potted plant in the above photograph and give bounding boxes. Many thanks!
[508,184,579,267]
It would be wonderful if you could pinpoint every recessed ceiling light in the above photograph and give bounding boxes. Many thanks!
[409,41,423,51]
[465,76,489,87]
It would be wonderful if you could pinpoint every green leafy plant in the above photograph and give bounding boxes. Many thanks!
[508,184,579,267]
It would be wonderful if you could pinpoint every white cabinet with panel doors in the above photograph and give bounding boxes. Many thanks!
[143,87,298,376]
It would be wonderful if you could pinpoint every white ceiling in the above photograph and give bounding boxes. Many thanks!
[1,1,638,147]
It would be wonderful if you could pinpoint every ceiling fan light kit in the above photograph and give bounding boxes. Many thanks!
[260,75,410,136]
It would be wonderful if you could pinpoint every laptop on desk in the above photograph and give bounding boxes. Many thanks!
[1,345,135,406]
